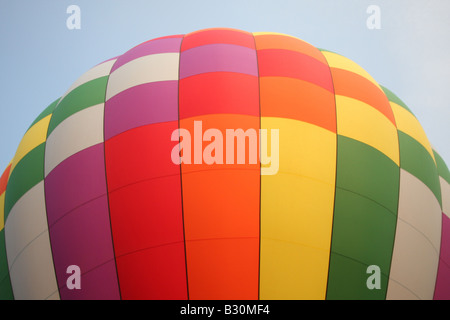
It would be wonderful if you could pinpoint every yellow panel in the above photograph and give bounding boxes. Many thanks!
[336,95,400,166]
[391,102,435,163]
[10,115,51,174]
[262,117,336,180]
[321,51,381,91]
[0,192,4,230]
[259,117,336,299]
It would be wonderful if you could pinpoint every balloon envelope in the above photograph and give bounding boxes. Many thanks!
[0,28,449,300]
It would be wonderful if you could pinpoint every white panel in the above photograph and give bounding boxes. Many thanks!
[385,279,421,300]
[105,52,179,100]
[8,231,60,300]
[395,170,442,250]
[61,59,116,100]
[440,177,450,218]
[387,219,439,300]
[45,291,60,300]
[44,103,104,176]
[387,169,441,300]
[5,181,59,299]
[5,182,49,265]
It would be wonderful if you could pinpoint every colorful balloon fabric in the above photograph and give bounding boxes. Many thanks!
[0,28,449,300]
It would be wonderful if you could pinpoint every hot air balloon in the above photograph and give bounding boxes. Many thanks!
[0,28,449,300]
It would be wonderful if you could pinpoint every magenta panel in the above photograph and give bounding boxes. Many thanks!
[45,144,119,299]
[104,81,179,140]
[179,44,258,79]
[434,213,450,300]
[45,144,107,223]
[58,260,119,300]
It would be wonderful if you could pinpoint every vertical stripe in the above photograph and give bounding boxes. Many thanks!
[0,163,13,299]
[179,29,260,300]
[326,137,399,299]
[45,63,120,299]
[432,149,450,300]
[434,212,450,299]
[0,229,13,300]
[387,170,441,299]
[324,51,400,299]
[3,100,60,300]
[255,33,336,299]
[104,36,187,299]
[5,182,59,299]
[45,144,119,299]
[384,89,443,300]
[0,164,11,230]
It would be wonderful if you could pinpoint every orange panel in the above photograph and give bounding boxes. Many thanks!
[331,68,396,125]
[254,34,327,64]
[260,77,336,133]
[180,114,260,300]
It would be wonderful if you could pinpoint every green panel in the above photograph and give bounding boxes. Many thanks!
[335,135,400,213]
[4,143,45,219]
[398,131,442,206]
[0,229,13,300]
[28,98,60,130]
[326,188,397,300]
[434,150,450,184]
[47,76,108,135]
[380,85,414,115]
[326,253,389,300]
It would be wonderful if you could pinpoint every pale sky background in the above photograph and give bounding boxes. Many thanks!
[0,0,449,172]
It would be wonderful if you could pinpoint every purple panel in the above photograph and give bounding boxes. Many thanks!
[59,260,120,300]
[49,195,119,300]
[111,37,183,72]
[45,144,107,224]
[180,43,258,79]
[434,213,450,300]
[104,81,179,140]
[45,143,120,299]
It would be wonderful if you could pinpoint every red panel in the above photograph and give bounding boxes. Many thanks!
[181,28,255,52]
[116,241,188,300]
[105,121,187,299]
[109,176,187,300]
[179,72,259,119]
[0,164,11,194]
[257,49,334,92]
[105,122,179,191]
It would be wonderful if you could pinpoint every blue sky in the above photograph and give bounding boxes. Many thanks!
[0,0,449,171]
